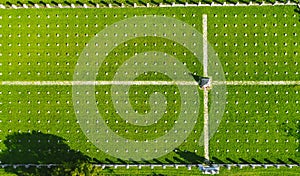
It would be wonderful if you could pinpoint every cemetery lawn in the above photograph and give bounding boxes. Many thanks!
[0,4,299,171]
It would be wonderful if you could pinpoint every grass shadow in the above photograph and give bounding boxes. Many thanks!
[0,131,90,176]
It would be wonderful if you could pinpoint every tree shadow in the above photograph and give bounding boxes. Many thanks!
[16,1,23,6]
[174,148,206,164]
[100,0,109,6]
[173,156,185,163]
[39,1,46,6]
[226,0,238,4]
[150,0,160,5]
[226,158,237,164]
[125,0,134,6]
[189,73,210,88]
[281,122,300,164]
[163,0,172,5]
[277,159,287,164]
[64,0,71,6]
[105,158,114,164]
[251,158,262,164]
[153,158,163,164]
[239,158,250,164]
[113,0,122,6]
[175,0,185,4]
[141,158,151,164]
[51,0,58,6]
[288,158,299,164]
[189,73,202,83]
[28,1,35,6]
[211,157,225,164]
[165,158,175,164]
[0,131,90,176]
[88,0,97,6]
[189,0,199,4]
[266,0,276,3]
[295,6,300,22]
[200,0,212,4]
[152,173,166,176]
[117,158,127,164]
[138,0,147,6]
[128,158,139,164]
[76,0,84,6]
[6,2,12,6]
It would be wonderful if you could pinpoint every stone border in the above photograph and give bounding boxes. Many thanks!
[0,0,298,9]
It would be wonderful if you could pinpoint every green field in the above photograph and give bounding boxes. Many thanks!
[0,4,299,175]
[210,85,299,163]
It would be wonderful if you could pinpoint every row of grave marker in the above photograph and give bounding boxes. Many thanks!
[0,163,299,169]
[0,0,298,9]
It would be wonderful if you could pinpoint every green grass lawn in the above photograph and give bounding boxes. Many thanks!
[210,85,299,164]
[0,4,299,175]
[208,6,300,81]
[0,7,205,165]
